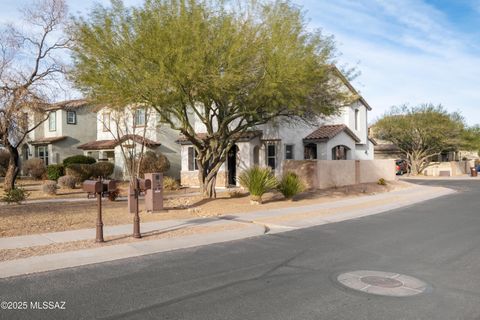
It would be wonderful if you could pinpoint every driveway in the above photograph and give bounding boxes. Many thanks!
[1,179,480,320]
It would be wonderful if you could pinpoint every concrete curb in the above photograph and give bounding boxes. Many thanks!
[0,221,265,279]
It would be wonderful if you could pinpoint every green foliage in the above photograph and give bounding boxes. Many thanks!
[58,175,77,189]
[65,164,93,183]
[138,151,170,178]
[277,172,304,199]
[163,176,179,191]
[42,180,57,195]
[2,187,29,204]
[70,0,350,198]
[22,158,46,179]
[373,104,466,174]
[377,178,387,186]
[63,155,96,166]
[238,166,278,203]
[46,164,65,181]
[91,161,115,179]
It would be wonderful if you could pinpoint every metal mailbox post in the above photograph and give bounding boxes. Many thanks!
[83,180,104,242]
[128,178,152,238]
[145,173,164,212]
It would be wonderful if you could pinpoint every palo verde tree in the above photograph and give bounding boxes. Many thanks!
[373,104,466,175]
[0,0,70,191]
[70,0,352,198]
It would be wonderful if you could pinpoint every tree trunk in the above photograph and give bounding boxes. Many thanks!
[4,144,20,191]
[198,164,219,199]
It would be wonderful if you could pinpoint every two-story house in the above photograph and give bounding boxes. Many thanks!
[23,100,97,166]
[78,106,181,179]
[178,69,376,187]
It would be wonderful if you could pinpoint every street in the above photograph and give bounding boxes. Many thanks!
[1,179,480,319]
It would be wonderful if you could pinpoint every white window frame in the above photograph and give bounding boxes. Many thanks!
[66,111,77,124]
[267,144,276,169]
[134,108,146,127]
[188,147,198,171]
[49,111,57,131]
[285,144,294,160]
[102,113,110,132]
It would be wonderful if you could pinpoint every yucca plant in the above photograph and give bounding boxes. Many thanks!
[277,171,304,200]
[238,166,278,204]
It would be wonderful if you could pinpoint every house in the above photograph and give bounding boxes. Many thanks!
[22,100,97,166]
[178,70,376,187]
[78,106,181,180]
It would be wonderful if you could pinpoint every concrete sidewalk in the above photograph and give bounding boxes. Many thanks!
[0,184,456,278]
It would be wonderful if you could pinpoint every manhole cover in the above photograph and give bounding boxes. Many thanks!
[337,270,428,297]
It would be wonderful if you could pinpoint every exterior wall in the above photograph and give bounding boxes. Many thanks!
[422,161,473,176]
[181,170,228,188]
[283,159,395,190]
[325,131,357,160]
[355,142,375,160]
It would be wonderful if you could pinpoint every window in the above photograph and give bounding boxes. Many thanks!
[355,109,360,131]
[66,111,77,124]
[267,144,276,169]
[285,144,294,160]
[332,145,349,160]
[188,147,198,171]
[49,111,56,131]
[102,113,110,132]
[304,143,317,159]
[134,108,146,127]
[36,146,49,165]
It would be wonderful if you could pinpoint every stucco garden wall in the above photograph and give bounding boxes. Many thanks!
[283,159,395,190]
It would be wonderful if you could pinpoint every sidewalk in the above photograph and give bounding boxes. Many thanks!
[0,184,455,278]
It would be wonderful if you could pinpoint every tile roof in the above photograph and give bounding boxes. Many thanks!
[304,124,360,143]
[176,130,262,145]
[45,99,90,111]
[29,136,67,145]
[78,134,161,150]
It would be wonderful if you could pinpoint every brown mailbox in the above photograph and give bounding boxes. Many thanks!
[102,180,117,193]
[83,180,102,194]
[138,179,152,191]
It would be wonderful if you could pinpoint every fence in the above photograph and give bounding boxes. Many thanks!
[283,159,395,190]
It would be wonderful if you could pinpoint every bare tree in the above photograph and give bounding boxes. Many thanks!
[0,0,69,191]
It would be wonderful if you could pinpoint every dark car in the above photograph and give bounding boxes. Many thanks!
[395,159,408,175]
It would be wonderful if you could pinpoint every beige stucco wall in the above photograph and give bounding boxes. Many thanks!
[181,170,228,188]
[358,160,395,183]
[422,161,473,176]
[283,159,395,190]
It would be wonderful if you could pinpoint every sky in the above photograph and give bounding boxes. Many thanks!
[1,0,479,125]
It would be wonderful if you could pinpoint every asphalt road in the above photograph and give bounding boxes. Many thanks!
[1,179,480,320]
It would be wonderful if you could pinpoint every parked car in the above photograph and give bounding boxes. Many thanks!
[396,159,408,175]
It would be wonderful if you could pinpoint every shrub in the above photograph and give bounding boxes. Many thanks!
[138,151,170,178]
[91,161,115,179]
[46,164,64,181]
[277,172,304,199]
[65,164,93,183]
[377,178,387,186]
[238,166,278,204]
[42,180,57,195]
[0,149,9,177]
[1,187,29,204]
[22,158,46,179]
[63,155,96,166]
[58,175,77,189]
[163,176,180,191]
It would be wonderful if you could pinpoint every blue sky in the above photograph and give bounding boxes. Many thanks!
[1,0,479,125]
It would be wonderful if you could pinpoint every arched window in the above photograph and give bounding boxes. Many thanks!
[332,145,349,160]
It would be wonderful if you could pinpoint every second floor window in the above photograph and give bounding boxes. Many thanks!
[67,111,77,124]
[102,113,110,132]
[49,111,56,131]
[355,109,360,131]
[134,108,146,127]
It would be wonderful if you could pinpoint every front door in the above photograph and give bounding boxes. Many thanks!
[227,145,238,186]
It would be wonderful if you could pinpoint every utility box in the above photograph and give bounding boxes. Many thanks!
[145,173,164,212]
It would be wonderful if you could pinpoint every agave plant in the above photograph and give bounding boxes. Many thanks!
[277,171,304,200]
[238,166,278,204]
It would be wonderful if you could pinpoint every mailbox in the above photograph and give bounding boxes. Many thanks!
[102,180,117,193]
[145,173,164,212]
[138,179,152,191]
[83,180,102,194]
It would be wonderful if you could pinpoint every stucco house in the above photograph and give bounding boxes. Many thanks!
[178,72,376,187]
[22,100,97,165]
[78,106,181,180]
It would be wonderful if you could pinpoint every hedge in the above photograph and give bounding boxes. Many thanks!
[46,164,64,181]
[63,155,96,166]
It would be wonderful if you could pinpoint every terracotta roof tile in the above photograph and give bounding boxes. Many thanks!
[78,134,160,150]
[29,136,67,145]
[304,124,360,142]
[176,130,262,145]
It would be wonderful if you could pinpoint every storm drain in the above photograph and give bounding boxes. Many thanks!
[337,270,428,297]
